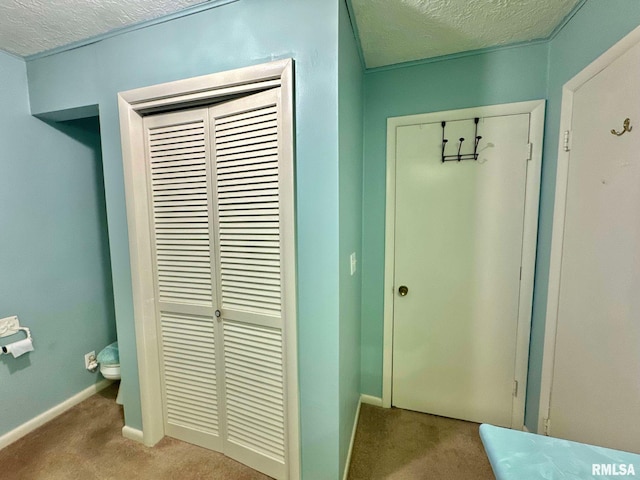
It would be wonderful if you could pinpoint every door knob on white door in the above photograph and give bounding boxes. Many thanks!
[398,286,409,296]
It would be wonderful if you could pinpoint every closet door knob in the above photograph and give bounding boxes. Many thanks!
[398,286,409,296]
[215,310,221,318]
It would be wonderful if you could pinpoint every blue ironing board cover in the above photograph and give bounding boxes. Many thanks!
[479,424,640,479]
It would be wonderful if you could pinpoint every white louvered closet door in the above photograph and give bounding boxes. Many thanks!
[142,89,291,480]
[210,88,289,480]
[143,108,223,452]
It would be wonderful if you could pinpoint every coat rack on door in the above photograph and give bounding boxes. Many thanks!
[441,117,482,162]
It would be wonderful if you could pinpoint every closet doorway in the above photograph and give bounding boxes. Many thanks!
[118,60,299,480]
[383,102,545,429]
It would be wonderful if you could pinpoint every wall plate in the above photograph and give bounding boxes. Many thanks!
[0,316,19,338]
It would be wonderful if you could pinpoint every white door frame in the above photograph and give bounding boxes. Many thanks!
[538,24,640,435]
[117,59,300,479]
[383,100,545,429]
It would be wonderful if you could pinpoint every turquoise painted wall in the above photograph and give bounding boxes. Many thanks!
[360,44,549,398]
[525,0,640,431]
[338,1,363,478]
[0,51,116,437]
[25,1,342,477]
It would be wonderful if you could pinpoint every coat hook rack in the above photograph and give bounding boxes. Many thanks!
[442,117,482,162]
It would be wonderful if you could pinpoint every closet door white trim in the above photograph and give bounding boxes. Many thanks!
[118,59,299,479]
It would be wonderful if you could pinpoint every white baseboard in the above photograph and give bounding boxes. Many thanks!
[122,425,144,443]
[342,398,362,480]
[0,379,112,450]
[360,394,383,407]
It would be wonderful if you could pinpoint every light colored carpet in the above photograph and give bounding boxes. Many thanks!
[0,383,270,480]
[1,385,495,479]
[347,404,495,480]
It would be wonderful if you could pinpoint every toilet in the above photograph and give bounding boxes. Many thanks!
[97,342,122,404]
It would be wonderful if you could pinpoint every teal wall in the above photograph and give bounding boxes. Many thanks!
[525,0,640,431]
[25,1,342,477]
[360,44,549,397]
[338,1,363,479]
[0,51,116,437]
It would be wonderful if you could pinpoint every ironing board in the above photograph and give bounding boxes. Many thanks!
[479,424,640,479]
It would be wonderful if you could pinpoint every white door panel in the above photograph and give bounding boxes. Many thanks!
[549,39,640,452]
[144,108,223,451]
[392,114,530,426]
[211,89,287,479]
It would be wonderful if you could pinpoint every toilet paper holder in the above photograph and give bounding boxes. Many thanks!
[1,327,32,355]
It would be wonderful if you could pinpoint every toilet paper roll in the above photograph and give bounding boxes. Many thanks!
[6,338,34,358]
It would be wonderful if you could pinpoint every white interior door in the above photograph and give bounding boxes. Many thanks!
[142,88,291,479]
[548,39,640,453]
[392,114,531,427]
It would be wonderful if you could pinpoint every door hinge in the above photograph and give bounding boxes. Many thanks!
[563,130,571,152]
[519,266,522,280]
[526,142,533,161]
[513,380,519,397]
[543,417,551,435]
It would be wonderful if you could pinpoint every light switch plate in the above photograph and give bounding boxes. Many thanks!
[0,316,19,338]
[350,253,357,276]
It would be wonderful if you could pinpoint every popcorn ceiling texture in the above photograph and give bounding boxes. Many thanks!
[0,0,205,56]
[352,0,581,68]
[0,0,580,61]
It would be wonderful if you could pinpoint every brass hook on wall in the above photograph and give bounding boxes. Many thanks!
[611,118,633,136]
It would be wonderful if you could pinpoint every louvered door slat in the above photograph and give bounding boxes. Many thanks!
[152,159,207,170]
[217,120,277,138]
[149,122,204,135]
[218,165,278,180]
[149,153,207,164]
[144,109,222,452]
[219,194,279,205]
[151,131,204,144]
[220,250,280,261]
[216,106,277,126]
[217,148,279,163]
[216,157,279,174]
[150,141,206,153]
[150,146,207,158]
[217,127,278,145]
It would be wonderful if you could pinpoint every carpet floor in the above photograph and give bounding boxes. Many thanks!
[0,383,269,480]
[347,404,495,480]
[1,385,495,479]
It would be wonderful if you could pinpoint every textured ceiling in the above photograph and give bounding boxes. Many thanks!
[0,0,206,57]
[352,0,581,68]
[0,0,581,61]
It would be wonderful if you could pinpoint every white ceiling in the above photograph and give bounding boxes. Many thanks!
[0,0,206,57]
[0,0,581,63]
[352,0,582,69]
